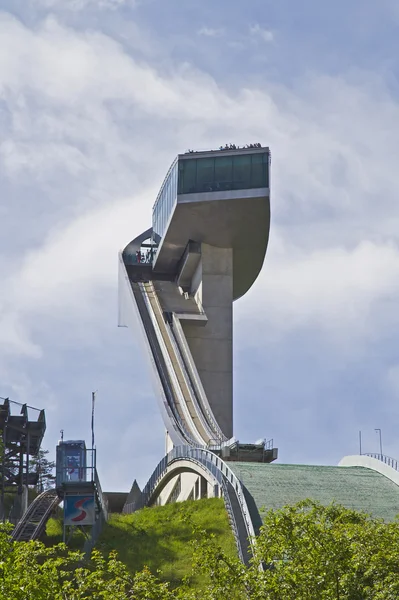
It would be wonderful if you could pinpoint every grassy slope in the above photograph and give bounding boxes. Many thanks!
[98,498,237,588]
[45,498,237,588]
[44,514,87,548]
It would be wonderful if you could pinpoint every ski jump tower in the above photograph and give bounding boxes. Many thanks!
[119,145,277,463]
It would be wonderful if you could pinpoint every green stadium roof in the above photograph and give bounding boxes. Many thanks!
[229,463,399,533]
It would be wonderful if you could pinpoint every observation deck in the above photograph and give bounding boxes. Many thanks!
[123,146,270,300]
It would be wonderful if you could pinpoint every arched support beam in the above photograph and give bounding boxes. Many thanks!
[123,447,256,565]
[148,459,220,506]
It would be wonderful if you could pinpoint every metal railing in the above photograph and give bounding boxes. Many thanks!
[123,258,228,447]
[94,469,108,520]
[363,453,399,471]
[139,282,199,445]
[83,511,106,556]
[165,313,220,445]
[221,479,244,563]
[125,271,194,446]
[11,489,60,542]
[171,315,226,444]
[123,248,157,265]
[123,446,255,561]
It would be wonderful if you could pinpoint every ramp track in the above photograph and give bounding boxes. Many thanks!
[11,489,60,542]
[119,254,227,447]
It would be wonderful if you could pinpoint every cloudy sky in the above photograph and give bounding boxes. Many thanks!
[1,0,399,491]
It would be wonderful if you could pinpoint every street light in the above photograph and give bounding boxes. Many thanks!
[375,428,383,456]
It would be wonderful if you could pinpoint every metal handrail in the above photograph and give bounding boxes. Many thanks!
[363,453,399,472]
[12,489,60,541]
[138,281,195,445]
[83,511,106,556]
[166,315,221,445]
[140,282,200,445]
[171,314,226,444]
[94,469,109,520]
[121,262,193,446]
[143,281,226,446]
[122,259,229,447]
[265,438,274,451]
[221,479,244,562]
[31,491,60,541]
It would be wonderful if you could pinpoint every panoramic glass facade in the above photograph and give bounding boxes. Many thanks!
[178,151,269,195]
[152,160,178,239]
[152,150,270,240]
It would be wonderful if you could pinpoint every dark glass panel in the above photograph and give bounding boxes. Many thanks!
[179,159,197,194]
[214,156,233,191]
[251,153,267,188]
[232,155,251,189]
[196,158,215,192]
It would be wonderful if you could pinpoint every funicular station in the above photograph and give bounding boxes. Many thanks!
[11,438,108,550]
[55,440,108,549]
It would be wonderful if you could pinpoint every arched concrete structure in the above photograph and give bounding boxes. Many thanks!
[339,454,399,487]
[147,459,219,506]
[123,446,256,565]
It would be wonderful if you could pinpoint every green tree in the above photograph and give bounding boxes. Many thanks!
[187,500,399,599]
[0,522,181,600]
[2,501,399,599]
[30,449,56,492]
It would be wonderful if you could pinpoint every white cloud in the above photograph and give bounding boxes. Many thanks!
[241,238,399,343]
[0,312,41,357]
[9,194,155,314]
[386,365,399,395]
[1,10,399,484]
[249,24,274,42]
[31,0,136,10]
[0,14,399,351]
[198,27,224,38]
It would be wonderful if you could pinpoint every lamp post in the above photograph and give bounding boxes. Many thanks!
[375,428,383,456]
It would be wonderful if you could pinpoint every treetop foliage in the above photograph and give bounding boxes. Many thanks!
[2,500,399,599]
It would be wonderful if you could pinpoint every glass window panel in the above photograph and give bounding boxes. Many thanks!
[180,159,197,194]
[166,180,170,214]
[214,156,233,191]
[173,164,177,197]
[177,162,184,194]
[251,153,267,188]
[153,203,158,235]
[196,157,214,192]
[264,153,269,187]
[163,188,167,226]
[160,196,163,235]
[233,155,251,189]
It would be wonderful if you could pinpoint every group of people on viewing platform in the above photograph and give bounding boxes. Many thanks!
[219,142,262,150]
[135,248,155,263]
[123,247,157,265]
[186,142,262,153]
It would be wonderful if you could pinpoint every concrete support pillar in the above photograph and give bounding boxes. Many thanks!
[200,476,208,499]
[182,243,233,438]
[165,431,174,454]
